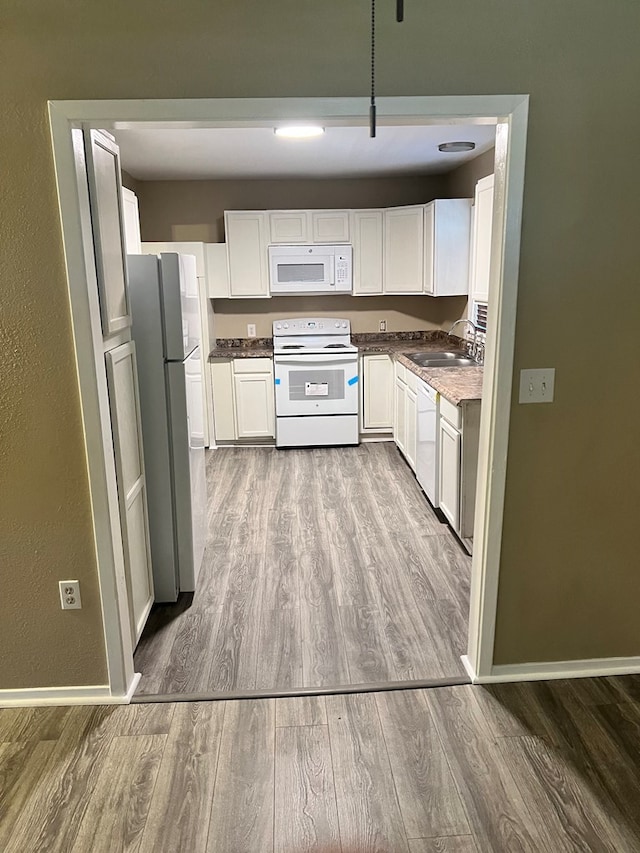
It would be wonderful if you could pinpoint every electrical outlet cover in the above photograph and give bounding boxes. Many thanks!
[59,580,82,610]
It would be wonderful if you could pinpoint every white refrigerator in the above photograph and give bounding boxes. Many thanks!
[128,253,207,602]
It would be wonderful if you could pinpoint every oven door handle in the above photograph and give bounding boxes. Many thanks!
[274,354,358,365]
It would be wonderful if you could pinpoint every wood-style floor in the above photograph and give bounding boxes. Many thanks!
[134,443,471,697]
[4,676,640,851]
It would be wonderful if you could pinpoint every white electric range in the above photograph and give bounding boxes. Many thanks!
[272,318,360,448]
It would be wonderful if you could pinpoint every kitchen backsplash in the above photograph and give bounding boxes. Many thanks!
[211,294,468,338]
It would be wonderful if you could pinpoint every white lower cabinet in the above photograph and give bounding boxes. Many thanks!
[234,372,275,438]
[362,353,393,432]
[438,397,481,543]
[438,417,461,531]
[210,357,275,441]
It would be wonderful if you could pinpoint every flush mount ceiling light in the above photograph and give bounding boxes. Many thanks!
[438,141,476,153]
[274,126,325,139]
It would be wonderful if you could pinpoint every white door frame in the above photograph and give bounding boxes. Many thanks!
[47,95,529,702]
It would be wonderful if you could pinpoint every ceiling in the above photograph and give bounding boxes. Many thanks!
[115,124,496,181]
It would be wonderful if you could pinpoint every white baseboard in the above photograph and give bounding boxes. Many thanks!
[0,672,142,708]
[461,654,640,685]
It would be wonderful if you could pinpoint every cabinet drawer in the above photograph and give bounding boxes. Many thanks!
[440,395,461,429]
[233,357,273,374]
[405,368,418,393]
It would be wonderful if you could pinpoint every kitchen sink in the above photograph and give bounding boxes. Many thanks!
[404,352,477,368]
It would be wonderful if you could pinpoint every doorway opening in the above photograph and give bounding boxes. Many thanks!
[49,96,528,704]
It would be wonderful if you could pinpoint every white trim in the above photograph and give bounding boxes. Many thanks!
[47,95,529,703]
[0,674,140,709]
[462,654,640,684]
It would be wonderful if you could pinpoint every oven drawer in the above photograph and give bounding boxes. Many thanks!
[274,355,359,417]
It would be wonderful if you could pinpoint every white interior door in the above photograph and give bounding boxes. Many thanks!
[105,341,154,645]
[85,130,132,338]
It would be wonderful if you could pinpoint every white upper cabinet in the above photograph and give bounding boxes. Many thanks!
[311,210,350,243]
[469,174,495,304]
[383,205,425,293]
[205,243,230,298]
[351,210,383,295]
[269,211,310,243]
[121,187,142,255]
[84,130,131,338]
[423,199,472,296]
[224,211,270,298]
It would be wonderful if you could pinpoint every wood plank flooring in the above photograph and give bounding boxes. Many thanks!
[134,443,471,696]
[5,676,640,851]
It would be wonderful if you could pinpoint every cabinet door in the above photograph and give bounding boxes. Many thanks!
[205,243,230,298]
[225,212,270,298]
[121,187,142,255]
[352,210,383,295]
[394,376,407,452]
[85,130,131,337]
[439,417,461,531]
[311,210,350,243]
[233,373,275,438]
[423,201,435,295]
[383,206,424,293]
[105,341,154,646]
[405,386,418,471]
[269,211,309,243]
[210,359,237,441]
[363,354,393,430]
[469,175,495,303]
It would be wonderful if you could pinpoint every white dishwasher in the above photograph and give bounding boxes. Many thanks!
[416,379,440,508]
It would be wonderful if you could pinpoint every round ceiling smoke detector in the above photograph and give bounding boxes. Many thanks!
[438,141,476,153]
[274,126,325,139]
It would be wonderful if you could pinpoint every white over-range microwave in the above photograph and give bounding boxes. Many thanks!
[268,244,353,295]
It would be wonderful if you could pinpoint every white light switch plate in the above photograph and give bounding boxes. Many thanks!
[519,368,556,404]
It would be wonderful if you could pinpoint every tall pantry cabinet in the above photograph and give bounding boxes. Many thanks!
[84,129,154,646]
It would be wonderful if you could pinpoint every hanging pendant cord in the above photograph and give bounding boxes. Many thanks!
[397,0,404,22]
[370,0,376,137]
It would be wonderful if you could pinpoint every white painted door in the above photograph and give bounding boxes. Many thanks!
[470,174,495,303]
[84,130,131,338]
[121,187,142,254]
[311,210,350,243]
[105,341,154,646]
[352,210,383,295]
[363,354,393,430]
[405,385,418,471]
[269,211,309,243]
[383,205,424,293]
[439,417,461,531]
[234,373,275,438]
[225,212,270,297]
[394,376,407,452]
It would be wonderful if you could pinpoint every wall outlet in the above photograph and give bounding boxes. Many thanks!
[247,323,256,338]
[379,320,387,332]
[519,368,556,404]
[59,580,82,610]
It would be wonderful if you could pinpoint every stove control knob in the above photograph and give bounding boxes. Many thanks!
[335,322,340,328]
[275,323,281,330]
[283,323,289,329]
[342,322,348,328]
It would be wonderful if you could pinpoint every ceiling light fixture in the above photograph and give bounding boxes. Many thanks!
[438,141,476,153]
[274,126,325,139]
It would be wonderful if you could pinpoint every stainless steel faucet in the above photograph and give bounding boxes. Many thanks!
[447,318,482,363]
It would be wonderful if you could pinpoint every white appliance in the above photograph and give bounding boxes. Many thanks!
[269,245,352,295]
[416,378,440,508]
[127,253,207,602]
[273,318,359,447]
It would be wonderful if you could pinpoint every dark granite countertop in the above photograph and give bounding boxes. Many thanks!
[209,330,483,405]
